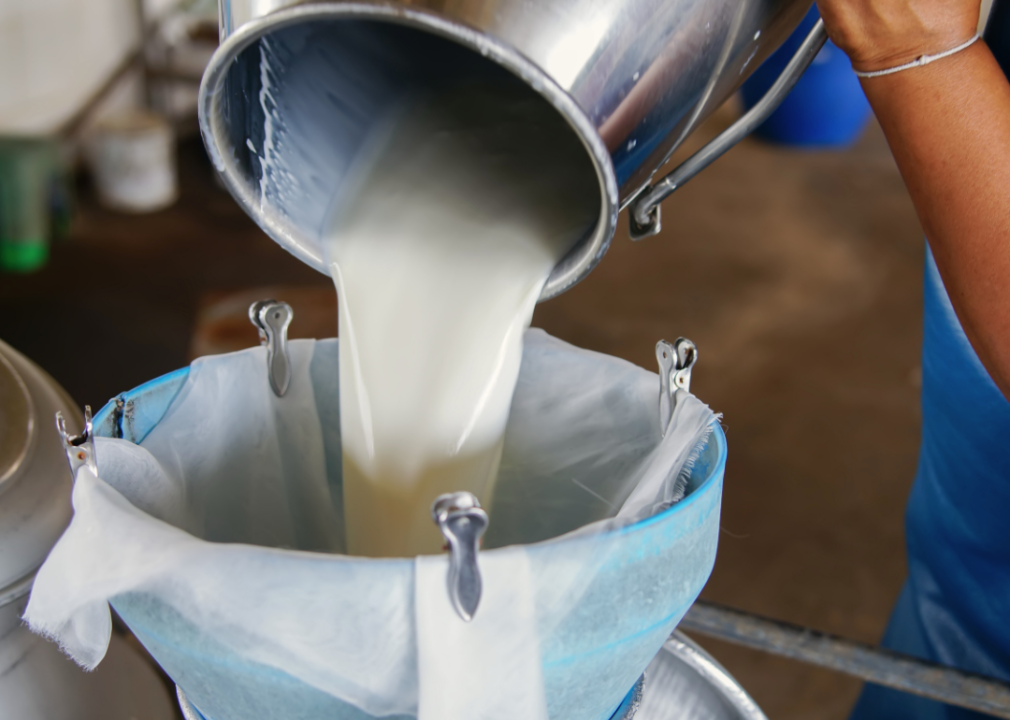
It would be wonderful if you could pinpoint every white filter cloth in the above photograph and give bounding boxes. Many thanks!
[25,329,717,720]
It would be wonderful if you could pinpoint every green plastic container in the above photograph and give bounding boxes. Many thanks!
[0,138,61,273]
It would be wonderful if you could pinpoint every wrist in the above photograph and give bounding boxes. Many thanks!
[815,2,981,75]
[850,34,978,74]
[852,34,981,77]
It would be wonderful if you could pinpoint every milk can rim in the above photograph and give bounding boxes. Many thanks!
[197,1,620,300]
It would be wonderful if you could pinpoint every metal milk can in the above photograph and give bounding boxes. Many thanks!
[0,339,175,720]
[199,0,827,298]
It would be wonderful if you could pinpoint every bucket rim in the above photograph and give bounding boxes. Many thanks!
[92,355,725,553]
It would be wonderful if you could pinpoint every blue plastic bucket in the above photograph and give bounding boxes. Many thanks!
[741,7,872,147]
[93,342,727,720]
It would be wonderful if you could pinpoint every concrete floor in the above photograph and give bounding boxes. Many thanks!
[0,106,926,719]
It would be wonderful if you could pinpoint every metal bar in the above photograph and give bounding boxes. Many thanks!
[57,49,144,138]
[57,0,171,138]
[680,600,1010,719]
[146,67,205,85]
[133,0,152,110]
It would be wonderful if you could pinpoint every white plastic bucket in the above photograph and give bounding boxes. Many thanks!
[87,111,177,212]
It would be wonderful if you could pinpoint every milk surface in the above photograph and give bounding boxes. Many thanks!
[323,82,598,557]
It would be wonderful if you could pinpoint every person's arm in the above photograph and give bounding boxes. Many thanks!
[816,0,1010,398]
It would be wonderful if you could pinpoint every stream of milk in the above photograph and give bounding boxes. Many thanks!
[323,82,599,557]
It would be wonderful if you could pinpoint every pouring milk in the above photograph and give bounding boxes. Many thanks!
[323,81,599,557]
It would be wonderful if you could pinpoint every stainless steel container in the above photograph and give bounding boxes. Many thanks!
[0,589,176,720]
[0,339,175,720]
[199,0,826,298]
[0,340,78,588]
[636,632,767,720]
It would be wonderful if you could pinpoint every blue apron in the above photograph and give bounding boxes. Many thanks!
[849,248,1010,719]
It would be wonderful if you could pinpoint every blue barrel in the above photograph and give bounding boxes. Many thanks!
[741,6,872,147]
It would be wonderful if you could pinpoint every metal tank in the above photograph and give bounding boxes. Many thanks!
[199,0,827,298]
[0,340,175,720]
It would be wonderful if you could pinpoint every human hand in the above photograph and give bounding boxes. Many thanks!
[815,0,982,73]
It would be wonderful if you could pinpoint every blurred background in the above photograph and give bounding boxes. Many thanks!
[0,2,935,718]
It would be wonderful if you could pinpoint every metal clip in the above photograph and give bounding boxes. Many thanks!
[55,405,97,477]
[249,300,293,397]
[656,338,698,436]
[431,492,488,622]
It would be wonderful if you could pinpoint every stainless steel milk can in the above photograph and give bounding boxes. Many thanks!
[200,0,826,297]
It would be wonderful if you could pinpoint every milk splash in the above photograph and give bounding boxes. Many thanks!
[323,81,599,557]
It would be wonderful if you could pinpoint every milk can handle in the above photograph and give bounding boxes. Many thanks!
[628,19,829,240]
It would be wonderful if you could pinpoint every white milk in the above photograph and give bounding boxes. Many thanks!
[323,83,598,557]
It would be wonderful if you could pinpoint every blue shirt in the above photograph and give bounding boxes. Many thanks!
[850,248,1010,720]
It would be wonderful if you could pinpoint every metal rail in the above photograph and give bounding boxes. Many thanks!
[680,600,1010,719]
